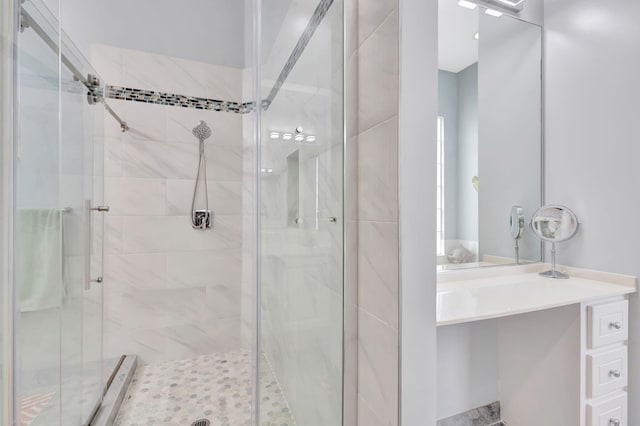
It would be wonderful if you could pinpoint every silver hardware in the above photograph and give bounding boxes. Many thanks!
[609,419,621,426]
[531,205,579,279]
[90,205,110,212]
[294,217,337,224]
[84,201,93,290]
[87,74,102,105]
[192,210,213,230]
[191,121,213,229]
[609,369,621,378]
[104,102,128,132]
[19,12,29,32]
[20,5,128,131]
[510,206,525,264]
[91,276,103,284]
[610,321,622,330]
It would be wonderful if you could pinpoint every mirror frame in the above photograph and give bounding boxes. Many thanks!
[530,205,579,243]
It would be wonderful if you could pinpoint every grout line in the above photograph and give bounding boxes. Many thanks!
[357,7,398,50]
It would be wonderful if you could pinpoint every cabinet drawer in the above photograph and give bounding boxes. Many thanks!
[587,393,627,426]
[588,301,628,349]
[588,348,628,398]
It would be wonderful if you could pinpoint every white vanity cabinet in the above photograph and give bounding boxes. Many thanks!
[584,299,629,426]
[436,264,636,426]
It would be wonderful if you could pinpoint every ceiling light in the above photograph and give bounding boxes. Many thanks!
[473,32,479,40]
[282,133,293,141]
[494,0,523,6]
[306,135,316,142]
[270,132,280,139]
[485,8,503,17]
[295,134,305,142]
[458,0,478,9]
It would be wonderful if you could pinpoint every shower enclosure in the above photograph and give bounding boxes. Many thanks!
[1,0,346,424]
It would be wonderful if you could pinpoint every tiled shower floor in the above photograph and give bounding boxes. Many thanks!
[114,351,295,426]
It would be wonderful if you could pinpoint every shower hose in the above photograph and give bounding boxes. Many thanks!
[191,120,212,228]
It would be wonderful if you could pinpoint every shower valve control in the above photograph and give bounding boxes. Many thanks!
[192,210,213,229]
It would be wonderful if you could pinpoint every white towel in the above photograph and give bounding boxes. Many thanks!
[17,209,64,312]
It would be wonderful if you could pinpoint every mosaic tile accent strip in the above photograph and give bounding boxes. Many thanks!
[437,401,502,426]
[264,0,335,109]
[114,351,296,426]
[105,85,252,114]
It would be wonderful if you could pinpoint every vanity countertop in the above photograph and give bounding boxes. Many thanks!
[437,264,637,326]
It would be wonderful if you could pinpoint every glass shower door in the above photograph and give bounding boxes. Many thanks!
[15,1,105,424]
[258,0,344,424]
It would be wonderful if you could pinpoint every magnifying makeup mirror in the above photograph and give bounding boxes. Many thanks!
[531,205,579,279]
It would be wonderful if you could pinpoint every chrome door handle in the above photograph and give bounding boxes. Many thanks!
[90,276,103,284]
[90,205,110,212]
[609,419,621,426]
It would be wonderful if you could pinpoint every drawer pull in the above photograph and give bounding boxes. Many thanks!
[609,419,621,426]
[610,321,622,330]
[609,369,622,378]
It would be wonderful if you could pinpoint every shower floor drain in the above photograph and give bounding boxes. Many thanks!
[191,420,210,426]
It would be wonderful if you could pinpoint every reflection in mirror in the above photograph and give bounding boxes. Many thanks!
[531,205,579,279]
[510,205,525,263]
[437,0,542,271]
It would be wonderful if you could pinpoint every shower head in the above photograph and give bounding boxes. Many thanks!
[193,120,212,142]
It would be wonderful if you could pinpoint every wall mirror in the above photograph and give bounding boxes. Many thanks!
[437,0,543,271]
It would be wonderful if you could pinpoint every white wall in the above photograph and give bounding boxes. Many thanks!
[436,321,498,419]
[399,0,438,423]
[543,0,640,423]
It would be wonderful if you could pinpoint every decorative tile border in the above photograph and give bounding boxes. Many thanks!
[105,85,252,114]
[437,401,502,426]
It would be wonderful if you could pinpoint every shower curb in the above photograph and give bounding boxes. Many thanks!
[90,355,138,426]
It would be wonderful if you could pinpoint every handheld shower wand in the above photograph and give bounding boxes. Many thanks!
[191,121,213,229]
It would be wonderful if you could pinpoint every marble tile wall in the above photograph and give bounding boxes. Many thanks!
[355,0,400,425]
[91,45,245,365]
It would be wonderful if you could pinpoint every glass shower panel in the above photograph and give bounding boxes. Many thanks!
[15,3,64,423]
[259,0,344,425]
[58,30,105,425]
[15,1,104,424]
